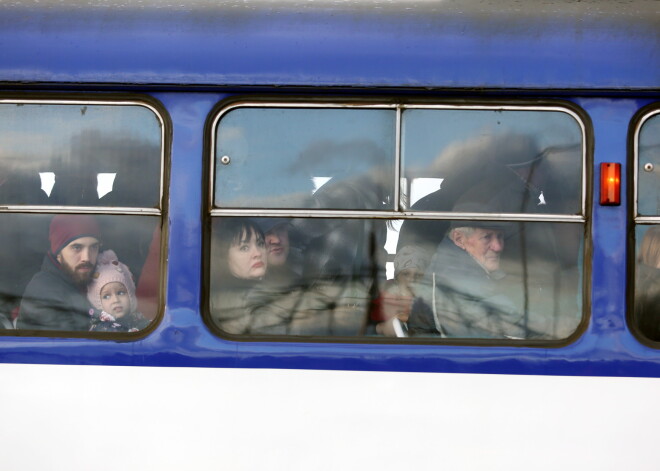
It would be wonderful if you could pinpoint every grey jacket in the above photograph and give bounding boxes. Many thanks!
[409,237,526,339]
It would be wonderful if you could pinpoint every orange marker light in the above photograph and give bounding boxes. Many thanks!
[600,162,621,206]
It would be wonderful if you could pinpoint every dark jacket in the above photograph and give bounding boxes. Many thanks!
[89,310,150,333]
[17,253,92,331]
[409,237,526,339]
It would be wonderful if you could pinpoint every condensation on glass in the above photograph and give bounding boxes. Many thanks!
[401,108,582,214]
[636,111,660,217]
[208,103,586,342]
[0,100,164,334]
[214,107,396,210]
[633,109,660,342]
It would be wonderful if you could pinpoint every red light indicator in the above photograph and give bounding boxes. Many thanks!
[600,162,621,206]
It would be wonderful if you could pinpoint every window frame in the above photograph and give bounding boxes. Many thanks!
[0,93,170,339]
[632,106,660,222]
[204,96,592,347]
[629,103,660,346]
[0,95,167,214]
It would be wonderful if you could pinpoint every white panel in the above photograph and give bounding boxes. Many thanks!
[0,363,657,471]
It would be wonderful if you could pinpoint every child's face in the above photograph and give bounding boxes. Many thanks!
[100,282,131,318]
[396,268,423,287]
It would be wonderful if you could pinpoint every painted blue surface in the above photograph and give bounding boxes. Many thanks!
[0,91,659,377]
[0,4,657,90]
[0,1,659,376]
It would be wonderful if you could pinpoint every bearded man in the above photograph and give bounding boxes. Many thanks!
[18,215,101,331]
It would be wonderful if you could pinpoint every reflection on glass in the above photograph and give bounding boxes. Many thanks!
[401,108,583,214]
[407,220,582,340]
[97,173,117,199]
[209,216,388,335]
[634,226,660,341]
[637,113,660,216]
[0,213,161,332]
[0,103,162,208]
[39,172,56,197]
[214,108,396,210]
[207,217,582,341]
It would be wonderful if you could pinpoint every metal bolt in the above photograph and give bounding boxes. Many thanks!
[220,155,231,165]
[644,162,654,172]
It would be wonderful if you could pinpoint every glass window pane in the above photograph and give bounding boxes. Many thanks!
[208,216,388,336]
[207,216,582,341]
[214,107,396,210]
[637,112,660,216]
[0,213,161,333]
[401,108,583,214]
[0,103,162,208]
[408,220,583,340]
[634,225,660,341]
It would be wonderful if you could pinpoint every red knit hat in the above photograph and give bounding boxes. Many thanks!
[49,214,101,255]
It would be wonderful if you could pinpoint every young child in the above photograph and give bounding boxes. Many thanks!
[87,250,149,332]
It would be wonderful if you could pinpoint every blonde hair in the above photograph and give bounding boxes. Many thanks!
[639,226,660,267]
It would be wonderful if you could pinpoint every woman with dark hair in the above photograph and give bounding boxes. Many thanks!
[635,226,660,341]
[209,218,267,334]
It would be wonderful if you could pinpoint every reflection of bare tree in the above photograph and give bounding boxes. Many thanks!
[399,134,583,340]
[283,139,394,336]
[291,139,392,276]
[425,133,540,179]
[0,128,160,207]
[49,129,161,207]
[0,164,50,205]
[289,138,390,178]
[399,134,581,251]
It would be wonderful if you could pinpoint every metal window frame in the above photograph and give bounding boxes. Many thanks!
[633,107,660,224]
[203,97,591,347]
[209,100,587,224]
[0,94,169,341]
[0,97,166,216]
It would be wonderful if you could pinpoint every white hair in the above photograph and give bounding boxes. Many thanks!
[448,226,476,243]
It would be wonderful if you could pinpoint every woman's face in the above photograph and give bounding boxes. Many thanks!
[227,229,267,279]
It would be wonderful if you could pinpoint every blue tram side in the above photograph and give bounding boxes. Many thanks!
[0,1,659,469]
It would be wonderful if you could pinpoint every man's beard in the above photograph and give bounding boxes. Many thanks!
[60,260,94,287]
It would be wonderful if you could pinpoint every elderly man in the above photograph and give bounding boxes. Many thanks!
[18,215,101,331]
[407,184,530,340]
[408,219,526,339]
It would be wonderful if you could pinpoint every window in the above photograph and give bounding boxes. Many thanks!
[632,106,660,342]
[0,98,166,335]
[214,107,396,209]
[206,100,586,343]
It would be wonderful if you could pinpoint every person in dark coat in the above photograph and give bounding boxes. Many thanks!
[408,188,527,339]
[17,215,101,331]
[408,224,525,339]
